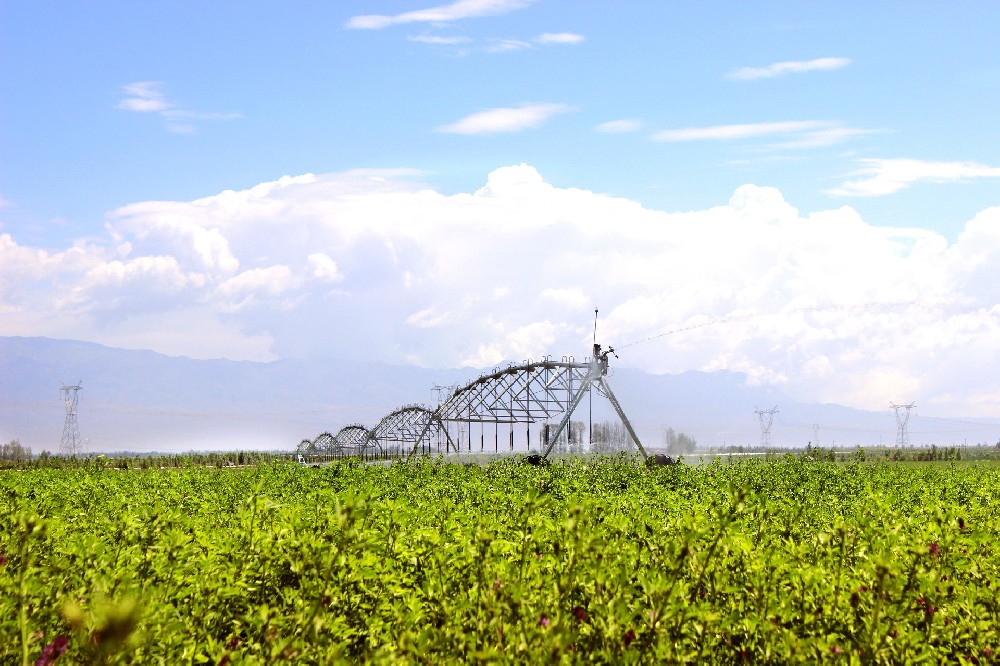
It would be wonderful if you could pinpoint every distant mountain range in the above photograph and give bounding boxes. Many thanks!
[2,336,997,453]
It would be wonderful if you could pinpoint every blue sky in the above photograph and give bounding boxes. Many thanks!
[2,1,1000,416]
[4,1,999,244]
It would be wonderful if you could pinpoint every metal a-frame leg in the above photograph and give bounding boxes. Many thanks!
[541,377,595,458]
[540,374,648,460]
[408,416,458,457]
[597,376,648,460]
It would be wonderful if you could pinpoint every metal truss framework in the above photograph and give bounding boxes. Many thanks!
[302,345,648,461]
[373,405,456,455]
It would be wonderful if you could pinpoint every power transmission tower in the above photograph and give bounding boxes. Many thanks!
[812,423,820,446]
[60,382,84,457]
[889,402,915,446]
[755,406,779,447]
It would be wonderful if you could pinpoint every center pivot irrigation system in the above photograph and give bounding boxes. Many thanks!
[299,342,649,461]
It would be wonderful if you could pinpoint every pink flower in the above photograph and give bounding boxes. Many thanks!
[929,542,941,558]
[493,579,502,591]
[0,552,8,566]
[829,645,842,655]
[34,636,68,666]
[538,614,550,627]
[572,606,589,623]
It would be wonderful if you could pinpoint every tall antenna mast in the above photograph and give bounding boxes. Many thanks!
[889,402,916,446]
[755,405,778,447]
[60,381,84,457]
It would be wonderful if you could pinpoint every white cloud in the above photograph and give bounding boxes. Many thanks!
[535,32,584,44]
[307,253,343,281]
[653,120,829,142]
[652,120,869,149]
[727,57,851,80]
[596,119,643,133]
[485,38,532,52]
[346,0,532,29]
[116,81,242,133]
[407,35,473,45]
[828,158,1000,197]
[437,103,573,134]
[4,166,1000,416]
[117,81,169,112]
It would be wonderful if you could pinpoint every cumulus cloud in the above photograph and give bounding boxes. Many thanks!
[437,103,573,134]
[828,158,1000,197]
[3,166,1000,415]
[116,81,242,133]
[346,0,532,29]
[727,57,851,80]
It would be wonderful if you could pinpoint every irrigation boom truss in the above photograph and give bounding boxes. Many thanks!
[300,343,648,460]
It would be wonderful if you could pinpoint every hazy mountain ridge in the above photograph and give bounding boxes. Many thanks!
[2,337,996,453]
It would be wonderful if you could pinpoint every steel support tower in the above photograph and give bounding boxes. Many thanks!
[60,382,83,457]
[755,406,779,447]
[890,402,915,446]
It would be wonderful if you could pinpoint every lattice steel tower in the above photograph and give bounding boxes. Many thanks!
[755,406,779,447]
[889,402,915,446]
[60,382,83,456]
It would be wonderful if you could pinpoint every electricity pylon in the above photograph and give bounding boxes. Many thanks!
[889,402,915,446]
[60,382,83,456]
[755,406,779,447]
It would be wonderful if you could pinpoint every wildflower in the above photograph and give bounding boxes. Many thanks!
[34,635,68,666]
[492,578,502,591]
[572,606,589,623]
[984,647,993,657]
[538,614,550,628]
[830,645,842,655]
[929,542,941,558]
[0,552,7,567]
[623,629,636,647]
[858,585,868,592]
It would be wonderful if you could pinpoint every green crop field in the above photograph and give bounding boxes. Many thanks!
[2,457,999,664]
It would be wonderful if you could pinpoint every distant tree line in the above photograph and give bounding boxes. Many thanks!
[664,427,697,456]
[1,439,32,461]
